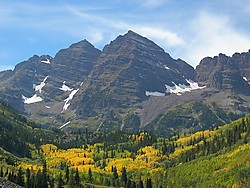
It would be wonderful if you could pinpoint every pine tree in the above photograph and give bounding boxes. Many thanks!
[48,176,55,188]
[42,161,48,188]
[57,173,63,188]
[121,166,127,185]
[16,167,24,186]
[146,178,152,188]
[30,173,35,188]
[65,165,69,184]
[0,167,3,177]
[35,169,43,188]
[112,166,119,187]
[126,179,132,188]
[68,168,75,186]
[88,168,93,183]
[26,168,31,188]
[75,168,80,186]
[131,181,136,188]
[138,178,144,188]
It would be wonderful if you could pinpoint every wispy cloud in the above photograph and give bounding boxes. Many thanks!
[132,27,184,47]
[67,6,184,49]
[0,65,14,71]
[0,1,249,71]
[178,11,250,67]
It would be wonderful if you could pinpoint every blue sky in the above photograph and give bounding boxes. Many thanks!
[0,0,250,71]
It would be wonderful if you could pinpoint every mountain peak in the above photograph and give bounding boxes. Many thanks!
[122,30,153,44]
[125,30,141,37]
[102,30,165,55]
[69,39,96,49]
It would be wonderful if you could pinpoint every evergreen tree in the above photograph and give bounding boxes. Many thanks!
[68,168,75,186]
[112,166,119,187]
[16,167,24,186]
[7,171,14,182]
[112,166,118,180]
[88,168,93,183]
[57,173,63,188]
[0,167,3,177]
[35,169,43,188]
[126,179,132,188]
[26,168,31,188]
[42,161,48,188]
[30,173,35,188]
[121,166,127,185]
[75,168,80,186]
[5,168,9,177]
[48,176,55,188]
[131,181,136,188]
[65,165,69,184]
[138,178,144,188]
[146,178,152,188]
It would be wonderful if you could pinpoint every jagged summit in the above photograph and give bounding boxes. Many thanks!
[105,30,165,54]
[196,50,250,94]
[69,39,96,49]
[0,31,249,133]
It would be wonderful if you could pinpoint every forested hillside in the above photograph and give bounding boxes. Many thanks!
[0,101,60,159]
[0,101,249,187]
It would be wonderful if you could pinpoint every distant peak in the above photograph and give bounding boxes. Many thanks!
[69,39,95,49]
[127,30,139,35]
[123,30,145,39]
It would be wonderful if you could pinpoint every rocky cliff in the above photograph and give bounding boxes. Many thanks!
[196,51,250,94]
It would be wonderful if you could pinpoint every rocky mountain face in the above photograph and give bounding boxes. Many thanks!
[0,40,100,118]
[0,31,249,134]
[196,51,250,94]
[73,31,196,129]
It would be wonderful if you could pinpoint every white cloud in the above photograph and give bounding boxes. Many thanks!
[67,6,183,49]
[132,27,184,47]
[180,11,250,67]
[0,65,14,72]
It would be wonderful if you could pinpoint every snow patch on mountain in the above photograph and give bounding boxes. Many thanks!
[62,89,79,112]
[165,79,206,96]
[145,91,165,96]
[22,94,43,104]
[60,81,73,91]
[35,76,49,93]
[60,121,71,129]
[243,76,250,84]
[45,106,51,109]
[41,59,51,64]
[164,65,170,70]
[145,80,205,97]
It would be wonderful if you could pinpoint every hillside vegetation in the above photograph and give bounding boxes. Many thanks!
[0,101,249,187]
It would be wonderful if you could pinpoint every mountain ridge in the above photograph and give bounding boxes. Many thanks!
[0,30,249,134]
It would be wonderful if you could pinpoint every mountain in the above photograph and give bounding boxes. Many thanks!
[72,30,197,131]
[0,31,249,134]
[0,40,101,124]
[196,51,250,94]
[142,51,250,136]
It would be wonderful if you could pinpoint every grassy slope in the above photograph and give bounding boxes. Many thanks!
[0,100,249,187]
[165,143,250,187]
